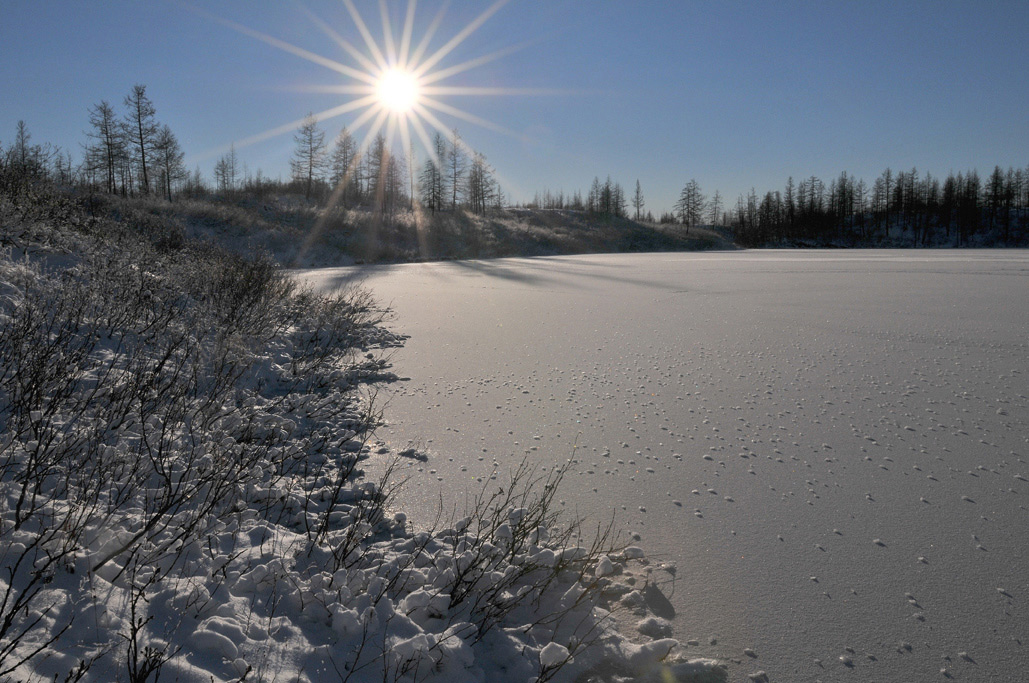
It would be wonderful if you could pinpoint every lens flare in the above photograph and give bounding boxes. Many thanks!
[376,68,420,113]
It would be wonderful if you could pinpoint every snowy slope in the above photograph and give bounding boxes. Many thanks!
[0,208,724,682]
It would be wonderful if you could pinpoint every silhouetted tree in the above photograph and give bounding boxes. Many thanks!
[329,126,359,207]
[153,124,185,201]
[447,128,464,210]
[708,189,723,226]
[213,145,239,194]
[84,100,124,194]
[123,85,159,194]
[675,179,705,234]
[632,180,645,221]
[290,113,327,200]
[419,132,447,213]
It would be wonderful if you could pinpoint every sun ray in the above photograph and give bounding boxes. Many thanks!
[421,86,574,96]
[398,0,418,68]
[187,6,376,84]
[297,4,381,76]
[407,114,438,166]
[378,0,398,64]
[418,97,522,139]
[341,0,389,72]
[203,0,571,214]
[347,103,387,137]
[407,1,448,69]
[296,84,376,95]
[413,0,509,78]
[227,96,379,153]
[417,39,534,86]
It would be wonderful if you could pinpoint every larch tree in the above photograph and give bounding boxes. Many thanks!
[632,179,645,220]
[85,100,123,194]
[364,133,387,212]
[708,189,723,225]
[329,126,359,207]
[152,124,185,201]
[587,177,601,213]
[447,128,465,210]
[880,168,893,237]
[466,151,497,215]
[123,84,159,195]
[675,179,705,234]
[383,151,406,221]
[419,131,448,214]
[290,113,327,200]
[213,144,239,194]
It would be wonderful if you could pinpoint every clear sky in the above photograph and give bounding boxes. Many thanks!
[2,1,1027,215]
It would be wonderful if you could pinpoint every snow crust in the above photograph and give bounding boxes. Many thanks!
[301,251,1029,682]
[0,238,723,682]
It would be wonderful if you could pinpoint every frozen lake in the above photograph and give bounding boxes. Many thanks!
[302,250,1028,682]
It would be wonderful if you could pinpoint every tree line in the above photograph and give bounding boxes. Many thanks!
[216,111,504,218]
[1,85,504,221]
[524,176,652,222]
[530,166,1028,246]
[4,87,1027,246]
[725,167,1029,246]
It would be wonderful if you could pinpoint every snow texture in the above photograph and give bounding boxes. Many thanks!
[302,250,1029,682]
[0,224,720,682]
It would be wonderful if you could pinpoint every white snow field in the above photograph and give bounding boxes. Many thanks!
[302,250,1029,682]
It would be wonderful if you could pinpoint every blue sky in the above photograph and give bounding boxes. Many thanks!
[2,1,1027,215]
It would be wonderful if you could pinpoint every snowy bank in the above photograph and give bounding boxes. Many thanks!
[0,194,725,682]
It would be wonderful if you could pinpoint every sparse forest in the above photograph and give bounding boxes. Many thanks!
[2,89,731,265]
[2,84,1027,267]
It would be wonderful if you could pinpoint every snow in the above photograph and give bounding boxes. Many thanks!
[540,642,570,669]
[0,237,720,682]
[300,250,1029,682]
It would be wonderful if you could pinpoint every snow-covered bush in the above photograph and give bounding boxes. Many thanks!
[0,192,724,682]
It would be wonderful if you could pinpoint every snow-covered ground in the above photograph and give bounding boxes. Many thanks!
[0,220,724,683]
[301,250,1029,682]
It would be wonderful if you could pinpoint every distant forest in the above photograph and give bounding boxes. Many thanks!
[2,83,1026,248]
[527,167,1029,248]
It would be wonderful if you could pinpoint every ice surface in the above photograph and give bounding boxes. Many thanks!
[302,250,1029,682]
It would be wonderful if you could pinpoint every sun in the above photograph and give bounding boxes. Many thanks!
[202,0,536,160]
[376,68,420,113]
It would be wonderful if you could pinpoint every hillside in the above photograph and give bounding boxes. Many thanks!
[0,179,727,682]
[71,192,735,268]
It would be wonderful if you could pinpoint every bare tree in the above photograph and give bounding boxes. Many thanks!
[329,126,360,207]
[153,124,185,201]
[419,156,444,214]
[675,179,705,234]
[632,179,644,221]
[447,128,465,210]
[466,151,497,215]
[213,145,239,194]
[84,100,124,194]
[383,151,406,222]
[364,133,387,213]
[290,113,327,200]
[123,84,159,194]
[708,189,723,225]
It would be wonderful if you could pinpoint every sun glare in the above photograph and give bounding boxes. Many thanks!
[376,68,420,113]
[205,0,536,161]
